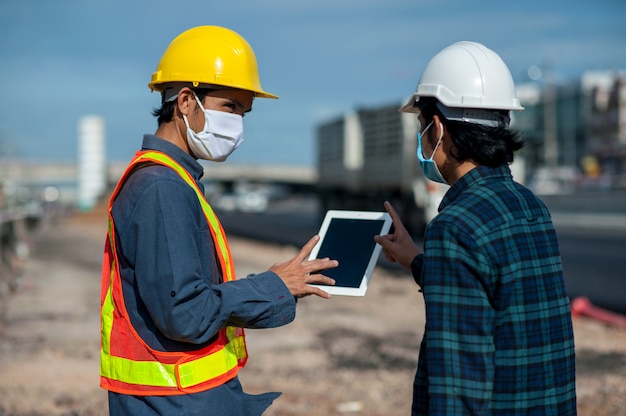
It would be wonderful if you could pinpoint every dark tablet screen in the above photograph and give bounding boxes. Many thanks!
[314,218,386,288]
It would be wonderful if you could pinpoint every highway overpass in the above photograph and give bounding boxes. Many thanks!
[0,160,317,186]
[0,160,317,204]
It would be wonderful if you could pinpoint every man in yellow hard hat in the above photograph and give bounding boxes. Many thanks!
[100,26,337,416]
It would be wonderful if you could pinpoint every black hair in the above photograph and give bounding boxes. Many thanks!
[417,97,525,167]
[151,87,215,126]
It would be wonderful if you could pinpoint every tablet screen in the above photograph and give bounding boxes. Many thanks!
[316,218,387,287]
[309,210,392,296]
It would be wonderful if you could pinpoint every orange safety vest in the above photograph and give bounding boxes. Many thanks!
[100,150,248,396]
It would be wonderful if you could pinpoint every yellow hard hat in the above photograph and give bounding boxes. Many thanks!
[149,26,278,99]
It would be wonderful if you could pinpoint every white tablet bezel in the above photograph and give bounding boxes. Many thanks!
[308,210,392,296]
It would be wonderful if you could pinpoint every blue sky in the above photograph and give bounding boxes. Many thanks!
[1,0,625,167]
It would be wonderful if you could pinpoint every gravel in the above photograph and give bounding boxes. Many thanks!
[0,213,625,415]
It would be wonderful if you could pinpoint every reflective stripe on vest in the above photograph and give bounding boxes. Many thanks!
[100,150,247,395]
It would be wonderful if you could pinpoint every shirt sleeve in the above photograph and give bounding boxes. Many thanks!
[410,254,424,289]
[420,218,496,415]
[123,173,295,345]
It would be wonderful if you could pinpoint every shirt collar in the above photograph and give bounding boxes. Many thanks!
[141,134,204,181]
[439,165,512,212]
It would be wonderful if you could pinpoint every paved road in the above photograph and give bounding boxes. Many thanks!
[540,189,626,231]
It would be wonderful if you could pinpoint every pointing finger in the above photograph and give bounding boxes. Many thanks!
[384,201,408,234]
[296,235,321,262]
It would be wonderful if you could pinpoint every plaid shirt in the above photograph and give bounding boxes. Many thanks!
[411,165,577,415]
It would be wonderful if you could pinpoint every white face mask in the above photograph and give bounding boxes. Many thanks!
[182,93,244,161]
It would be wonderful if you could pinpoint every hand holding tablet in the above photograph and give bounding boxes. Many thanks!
[308,210,392,296]
[269,234,338,299]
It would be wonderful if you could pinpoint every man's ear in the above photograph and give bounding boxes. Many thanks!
[177,87,195,116]
[433,114,444,141]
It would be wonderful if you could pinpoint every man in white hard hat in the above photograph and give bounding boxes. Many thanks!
[375,41,577,415]
[100,26,337,416]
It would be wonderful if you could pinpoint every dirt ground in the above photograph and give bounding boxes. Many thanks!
[0,212,625,415]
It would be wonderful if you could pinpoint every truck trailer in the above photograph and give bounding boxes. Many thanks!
[315,102,448,235]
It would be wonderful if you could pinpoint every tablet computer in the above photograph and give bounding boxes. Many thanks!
[308,210,392,296]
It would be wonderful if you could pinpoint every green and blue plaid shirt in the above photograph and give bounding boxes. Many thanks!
[411,165,576,415]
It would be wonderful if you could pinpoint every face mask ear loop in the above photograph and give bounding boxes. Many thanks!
[418,120,434,159]
[429,122,445,160]
[193,93,205,111]
[421,120,434,136]
[181,93,203,132]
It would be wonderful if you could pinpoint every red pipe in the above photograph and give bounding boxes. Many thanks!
[571,296,626,329]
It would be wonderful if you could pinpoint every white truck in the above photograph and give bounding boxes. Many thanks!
[315,102,448,235]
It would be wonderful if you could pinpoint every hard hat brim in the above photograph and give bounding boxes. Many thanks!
[150,80,278,100]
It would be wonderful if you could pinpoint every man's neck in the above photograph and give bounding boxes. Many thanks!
[155,121,192,156]
[447,160,478,185]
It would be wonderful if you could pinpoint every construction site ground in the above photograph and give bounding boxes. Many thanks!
[1,211,625,415]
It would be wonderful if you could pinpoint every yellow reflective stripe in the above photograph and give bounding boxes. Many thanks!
[102,278,243,389]
[101,279,114,355]
[101,217,117,357]
[226,327,247,359]
[101,350,177,388]
[178,335,243,388]
[107,218,114,251]
[197,199,233,282]
[100,334,245,388]
[134,152,235,282]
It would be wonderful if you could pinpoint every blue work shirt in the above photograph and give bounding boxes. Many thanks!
[410,165,577,415]
[107,135,296,415]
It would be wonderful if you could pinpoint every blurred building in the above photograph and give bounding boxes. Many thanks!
[583,71,626,186]
[77,115,106,211]
[515,70,626,190]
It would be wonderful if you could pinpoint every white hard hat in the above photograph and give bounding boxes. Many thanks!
[400,41,523,126]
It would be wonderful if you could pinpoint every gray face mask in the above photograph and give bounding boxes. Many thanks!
[182,93,245,161]
[417,120,447,184]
